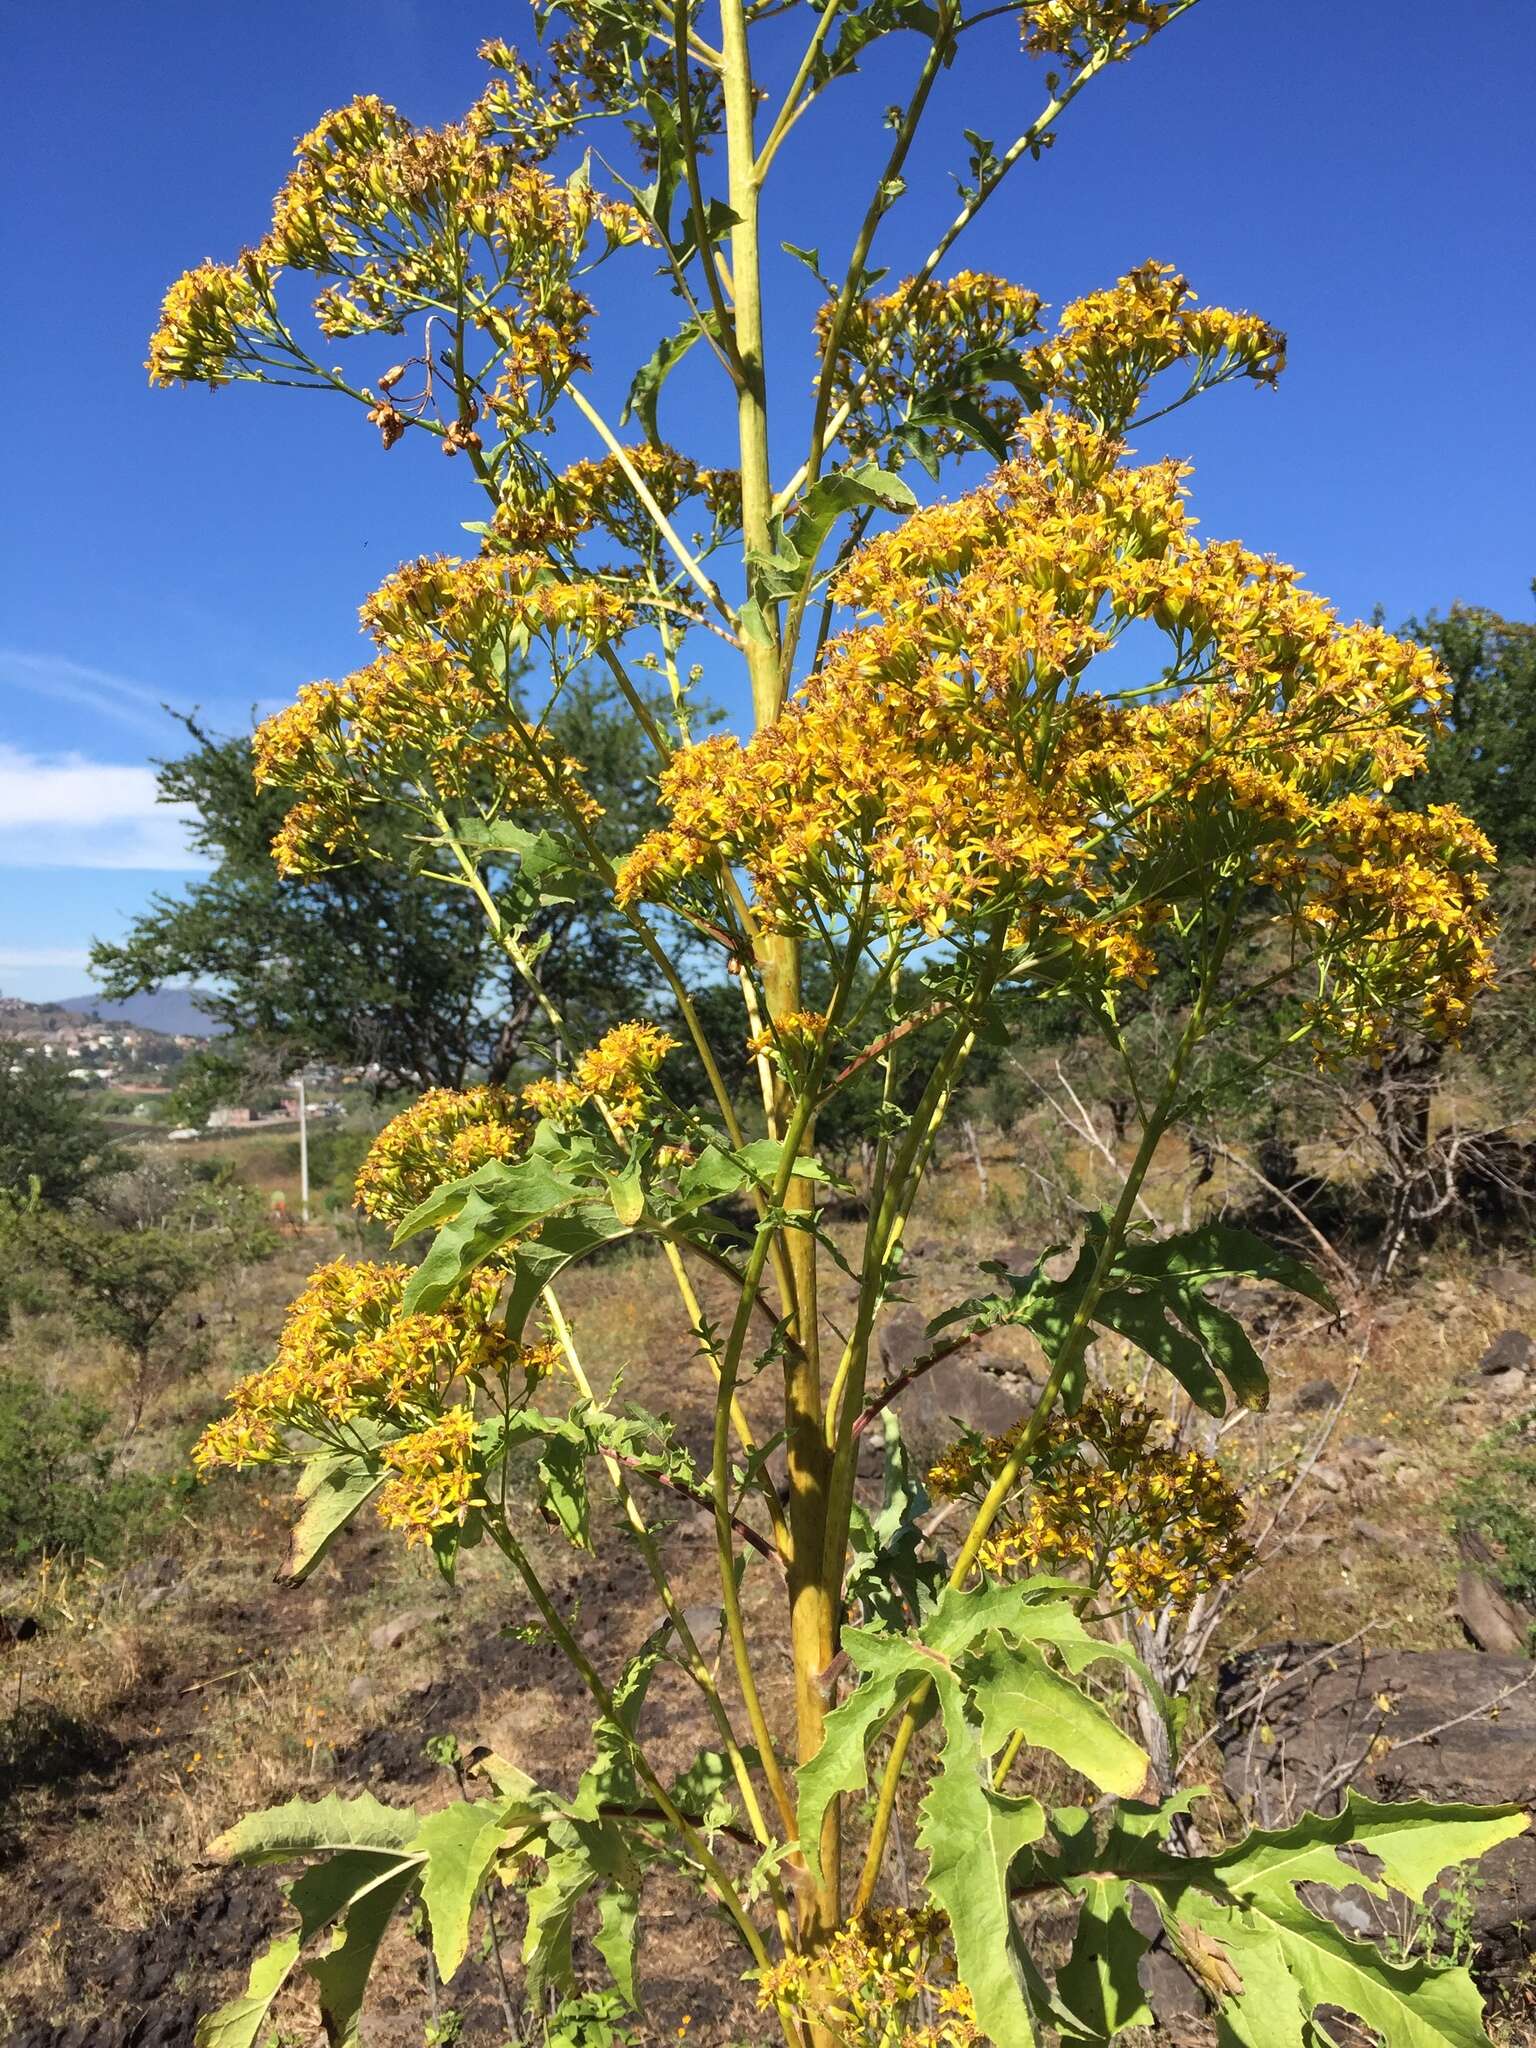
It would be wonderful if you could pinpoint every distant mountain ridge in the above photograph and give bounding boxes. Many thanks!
[58,989,223,1038]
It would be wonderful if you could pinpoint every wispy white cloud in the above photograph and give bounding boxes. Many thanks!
[0,647,181,740]
[0,745,210,870]
[0,946,93,971]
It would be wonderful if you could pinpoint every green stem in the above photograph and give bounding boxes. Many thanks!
[853,884,1242,1913]
[485,1518,782,1997]
[542,1287,798,1949]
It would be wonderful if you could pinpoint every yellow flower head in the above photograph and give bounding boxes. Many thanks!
[376,1406,484,1544]
[618,413,1493,1051]
[354,1086,533,1227]
[575,1020,680,1129]
[251,560,605,875]
[930,1390,1251,1614]
[192,1259,542,1475]
[759,1908,980,2048]
[149,92,644,427]
[1024,0,1178,69]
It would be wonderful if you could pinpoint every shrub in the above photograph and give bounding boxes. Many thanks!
[0,1369,178,1565]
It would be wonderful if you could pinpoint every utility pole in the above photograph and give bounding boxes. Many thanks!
[296,1072,310,1224]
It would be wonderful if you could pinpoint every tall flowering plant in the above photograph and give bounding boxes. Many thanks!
[157,5,1521,2043]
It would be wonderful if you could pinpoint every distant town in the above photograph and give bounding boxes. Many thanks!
[0,994,356,1135]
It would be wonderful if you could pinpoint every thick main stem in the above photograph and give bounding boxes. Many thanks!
[718,0,840,1938]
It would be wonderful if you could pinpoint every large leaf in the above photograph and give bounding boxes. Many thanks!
[402,1155,589,1312]
[750,462,917,605]
[416,1796,529,1981]
[1038,1791,1529,2047]
[1090,1282,1226,1415]
[198,1803,425,2048]
[918,1670,1045,2048]
[536,1424,592,1550]
[621,313,719,446]
[797,1580,1151,1899]
[795,1659,917,1888]
[498,1205,631,1340]
[306,1860,421,2047]
[210,1791,419,1865]
[966,1634,1149,1800]
[1055,1878,1152,2043]
[281,1442,391,1585]
[930,1220,1335,1420]
[1100,1220,1334,1414]
[195,1934,301,2048]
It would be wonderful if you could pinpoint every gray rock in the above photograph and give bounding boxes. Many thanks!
[1485,1367,1530,1402]
[875,1308,930,1376]
[1137,1945,1206,2023]
[1484,1268,1536,1309]
[1456,1569,1534,1656]
[878,1305,1036,1455]
[1292,1376,1341,1412]
[368,1606,442,1653]
[1480,1330,1535,1375]
[1217,1642,1536,1966]
[991,1242,1044,1279]
[897,1354,1033,1454]
[1342,1434,1391,1465]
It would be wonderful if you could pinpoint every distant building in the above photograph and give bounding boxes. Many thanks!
[206,1105,255,1129]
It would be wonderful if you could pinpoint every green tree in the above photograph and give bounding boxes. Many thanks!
[1400,591,1536,861]
[90,684,666,1100]
[0,1037,121,1205]
[16,1161,277,1425]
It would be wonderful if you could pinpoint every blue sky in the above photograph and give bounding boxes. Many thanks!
[3,0,1533,1002]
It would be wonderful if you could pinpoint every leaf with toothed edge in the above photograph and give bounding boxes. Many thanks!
[918,1669,1045,2048]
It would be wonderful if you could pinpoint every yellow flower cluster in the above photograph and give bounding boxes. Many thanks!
[1023,0,1177,68]
[1258,797,1496,1047]
[252,557,608,874]
[148,91,645,436]
[149,257,281,391]
[745,1008,829,1060]
[354,1086,533,1227]
[821,262,1280,464]
[478,20,722,179]
[359,552,637,657]
[577,1020,679,1128]
[519,1023,678,1131]
[759,1909,979,2048]
[1026,261,1284,429]
[928,1391,1251,1613]
[821,272,1045,463]
[376,1406,485,1544]
[475,39,588,164]
[492,446,742,555]
[617,410,1493,1044]
[192,1259,544,1473]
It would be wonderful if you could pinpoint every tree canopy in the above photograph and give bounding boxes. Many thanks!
[0,1037,122,1206]
[1401,590,1536,863]
[91,687,666,1099]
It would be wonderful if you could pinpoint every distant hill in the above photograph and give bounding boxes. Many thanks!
[58,990,223,1038]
